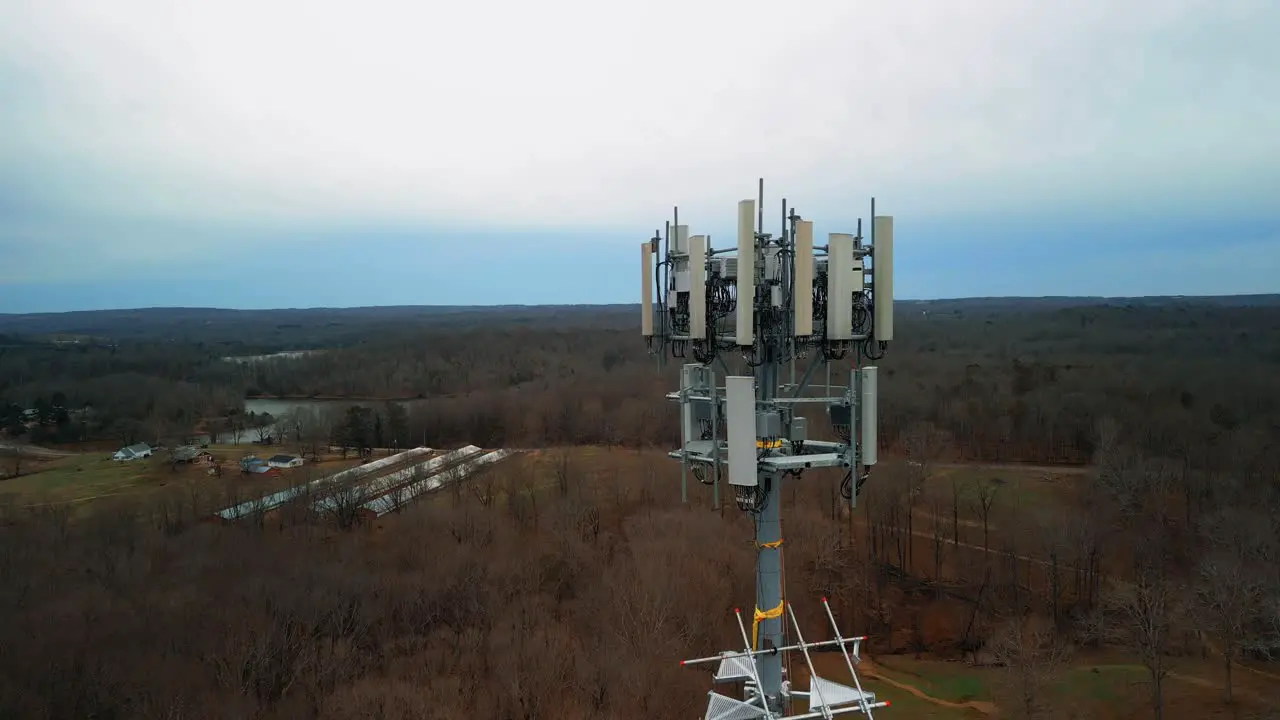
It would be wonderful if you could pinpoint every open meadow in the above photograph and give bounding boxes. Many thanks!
[0,444,367,517]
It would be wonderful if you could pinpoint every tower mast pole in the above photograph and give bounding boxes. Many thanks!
[646,176,896,716]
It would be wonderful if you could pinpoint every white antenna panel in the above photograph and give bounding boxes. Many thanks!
[673,224,690,255]
[736,200,756,346]
[860,366,878,466]
[872,216,894,342]
[713,256,738,280]
[826,233,854,341]
[725,375,758,487]
[793,220,814,337]
[689,234,707,340]
[680,364,699,448]
[763,247,784,308]
[641,241,654,337]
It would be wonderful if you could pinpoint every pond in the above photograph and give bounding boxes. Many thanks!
[196,398,428,446]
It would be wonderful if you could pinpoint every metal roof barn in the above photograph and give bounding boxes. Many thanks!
[364,449,513,518]
[215,446,433,521]
[313,445,482,515]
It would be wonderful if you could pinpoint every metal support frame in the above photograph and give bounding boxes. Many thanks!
[644,179,894,718]
[682,602,889,719]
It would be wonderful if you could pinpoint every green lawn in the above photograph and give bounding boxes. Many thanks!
[801,653,992,718]
[875,655,1167,717]
[0,444,310,511]
[864,682,989,718]
[0,452,162,502]
[1054,663,1148,702]
[872,657,995,707]
[929,465,1076,512]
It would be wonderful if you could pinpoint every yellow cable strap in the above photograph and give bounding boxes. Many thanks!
[752,537,785,647]
[752,600,785,649]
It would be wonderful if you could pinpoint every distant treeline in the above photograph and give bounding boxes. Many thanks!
[2,298,1278,465]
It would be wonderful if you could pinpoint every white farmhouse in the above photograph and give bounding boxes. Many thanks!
[267,453,304,469]
[112,443,153,461]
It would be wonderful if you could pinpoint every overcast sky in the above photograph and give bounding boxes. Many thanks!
[2,0,1278,312]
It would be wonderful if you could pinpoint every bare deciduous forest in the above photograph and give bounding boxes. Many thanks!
[1,297,1279,718]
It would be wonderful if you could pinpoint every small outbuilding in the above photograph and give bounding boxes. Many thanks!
[267,454,304,469]
[113,443,153,461]
[240,455,272,474]
[171,445,213,463]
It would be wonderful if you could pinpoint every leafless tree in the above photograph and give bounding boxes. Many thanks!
[151,488,187,535]
[1105,558,1185,720]
[164,444,183,473]
[950,472,970,548]
[448,458,467,507]
[860,470,907,571]
[902,421,950,477]
[205,416,227,445]
[276,470,318,528]
[380,466,418,515]
[245,493,269,531]
[472,464,498,508]
[929,495,947,584]
[278,409,301,454]
[323,479,369,530]
[230,415,244,445]
[1193,507,1275,704]
[521,464,540,530]
[501,462,541,531]
[1036,507,1072,629]
[253,416,273,444]
[1092,428,1164,532]
[147,407,172,448]
[974,479,1000,557]
[7,445,24,478]
[901,422,949,571]
[551,448,573,498]
[288,407,326,461]
[990,614,1071,719]
[186,477,204,518]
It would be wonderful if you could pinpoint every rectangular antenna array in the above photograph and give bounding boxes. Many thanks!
[872,216,894,342]
[681,364,713,450]
[673,223,690,255]
[644,180,897,717]
[641,242,654,337]
[736,200,756,346]
[794,220,814,337]
[673,224,692,299]
[861,366,878,466]
[726,376,757,487]
[690,234,707,340]
[827,233,855,341]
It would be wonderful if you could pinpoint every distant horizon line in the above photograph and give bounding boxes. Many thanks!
[3,292,1278,317]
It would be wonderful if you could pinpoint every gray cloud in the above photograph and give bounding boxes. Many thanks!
[2,0,1278,283]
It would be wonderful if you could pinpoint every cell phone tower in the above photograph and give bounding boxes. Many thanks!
[640,179,895,717]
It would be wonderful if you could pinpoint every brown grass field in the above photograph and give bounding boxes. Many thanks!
[2,445,1277,718]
